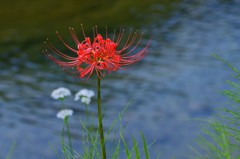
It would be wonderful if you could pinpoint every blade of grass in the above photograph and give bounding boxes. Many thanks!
[120,132,131,159]
[49,142,62,159]
[132,136,140,159]
[107,104,129,135]
[140,131,149,159]
[111,139,121,159]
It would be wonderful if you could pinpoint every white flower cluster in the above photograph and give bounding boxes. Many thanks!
[51,87,71,100]
[74,89,95,105]
[56,109,73,119]
[51,87,95,119]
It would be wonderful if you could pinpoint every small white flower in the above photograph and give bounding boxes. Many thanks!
[51,87,71,100]
[81,96,91,105]
[74,89,95,103]
[56,109,73,119]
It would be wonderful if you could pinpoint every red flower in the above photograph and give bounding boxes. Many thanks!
[43,26,150,79]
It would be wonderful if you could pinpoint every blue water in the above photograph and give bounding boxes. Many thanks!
[1,0,240,158]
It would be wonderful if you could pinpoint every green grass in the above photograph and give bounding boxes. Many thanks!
[57,103,159,159]
[191,55,240,159]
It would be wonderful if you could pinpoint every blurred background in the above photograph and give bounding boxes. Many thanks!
[1,0,240,158]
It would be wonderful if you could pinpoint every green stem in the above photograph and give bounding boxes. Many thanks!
[61,127,67,159]
[60,98,64,109]
[97,77,107,159]
[64,117,74,159]
[85,103,89,124]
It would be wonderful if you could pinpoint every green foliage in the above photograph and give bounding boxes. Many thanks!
[141,131,149,159]
[57,104,156,159]
[192,55,240,159]
[191,122,234,159]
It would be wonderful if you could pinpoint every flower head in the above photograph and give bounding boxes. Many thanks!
[51,87,71,100]
[75,89,95,100]
[81,96,91,105]
[43,25,150,79]
[75,89,94,105]
[57,109,73,119]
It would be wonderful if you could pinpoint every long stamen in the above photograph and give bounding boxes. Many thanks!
[45,41,77,60]
[118,31,138,53]
[92,26,96,39]
[120,41,150,65]
[45,26,149,79]
[81,24,86,39]
[69,27,80,45]
[115,29,125,44]
[122,29,133,48]
[95,25,99,35]
[112,29,116,41]
[105,26,108,39]
[56,31,78,53]
[119,32,143,56]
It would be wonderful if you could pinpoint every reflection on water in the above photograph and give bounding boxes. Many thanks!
[1,0,240,158]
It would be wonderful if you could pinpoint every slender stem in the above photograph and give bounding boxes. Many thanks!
[97,77,107,159]
[60,98,64,109]
[85,103,89,124]
[61,127,67,159]
[64,117,74,159]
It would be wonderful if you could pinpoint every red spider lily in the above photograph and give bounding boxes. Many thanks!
[43,26,150,79]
